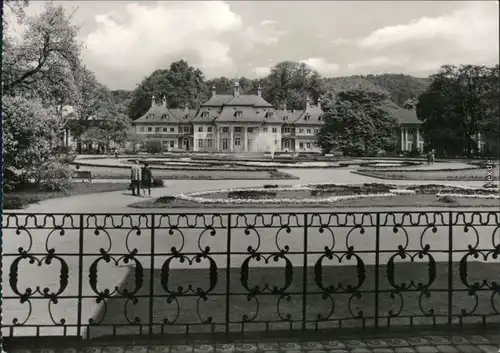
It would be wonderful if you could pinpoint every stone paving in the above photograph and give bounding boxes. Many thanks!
[5,333,500,352]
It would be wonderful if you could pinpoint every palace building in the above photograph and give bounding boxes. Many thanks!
[133,81,425,153]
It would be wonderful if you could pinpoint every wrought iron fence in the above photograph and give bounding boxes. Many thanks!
[2,211,500,339]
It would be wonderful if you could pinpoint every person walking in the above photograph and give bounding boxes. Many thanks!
[431,149,435,164]
[427,151,432,165]
[141,162,153,197]
[130,160,141,196]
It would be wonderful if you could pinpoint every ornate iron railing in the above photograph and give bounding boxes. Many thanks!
[2,212,500,339]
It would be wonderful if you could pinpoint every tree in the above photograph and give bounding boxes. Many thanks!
[127,60,205,121]
[417,64,498,156]
[317,88,399,156]
[2,2,82,109]
[261,61,326,110]
[2,95,63,189]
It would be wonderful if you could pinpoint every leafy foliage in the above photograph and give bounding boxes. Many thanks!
[317,89,399,156]
[417,64,499,156]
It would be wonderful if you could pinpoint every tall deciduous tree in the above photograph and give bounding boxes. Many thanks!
[417,64,498,156]
[2,2,81,109]
[127,60,205,121]
[317,89,398,156]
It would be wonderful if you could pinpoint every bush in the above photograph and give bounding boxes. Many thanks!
[154,196,176,204]
[263,184,279,188]
[227,190,277,199]
[35,162,73,192]
[408,149,421,158]
[145,140,163,154]
[152,178,164,187]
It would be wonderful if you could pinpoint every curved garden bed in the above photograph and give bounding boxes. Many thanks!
[128,183,500,209]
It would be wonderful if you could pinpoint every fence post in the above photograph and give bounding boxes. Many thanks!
[447,212,453,327]
[302,213,308,331]
[77,214,84,338]
[225,214,232,334]
[374,213,380,329]
[149,214,155,336]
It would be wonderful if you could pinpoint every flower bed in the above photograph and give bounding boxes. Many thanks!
[174,183,499,205]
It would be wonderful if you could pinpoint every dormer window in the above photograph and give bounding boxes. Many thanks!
[265,112,273,118]
[304,114,310,121]
[201,111,209,118]
[234,110,243,117]
[148,114,154,120]
[283,116,288,121]
[161,114,167,119]
[318,116,322,121]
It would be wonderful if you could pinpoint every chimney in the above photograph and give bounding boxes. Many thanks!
[162,95,167,106]
[212,85,216,97]
[257,84,262,97]
[151,94,156,106]
[306,97,310,109]
[233,81,240,98]
[317,97,322,109]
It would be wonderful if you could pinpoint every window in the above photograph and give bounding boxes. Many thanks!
[265,112,273,118]
[299,142,304,149]
[207,139,213,148]
[161,114,166,119]
[149,114,154,119]
[155,127,160,132]
[282,127,290,134]
[170,141,174,148]
[201,111,209,118]
[283,116,288,121]
[198,139,204,149]
[163,127,168,132]
[263,127,268,133]
[314,129,319,134]
[248,128,254,133]
[235,137,241,146]
[222,138,229,150]
[272,128,277,133]
[207,127,213,133]
[248,139,253,150]
[170,127,175,132]
[234,110,242,117]
[234,127,242,133]
[307,129,311,134]
[274,140,278,146]
[306,142,311,149]
[222,127,229,133]
[140,127,144,132]
[183,126,190,133]
[198,127,203,132]
[299,128,304,133]
[148,127,152,132]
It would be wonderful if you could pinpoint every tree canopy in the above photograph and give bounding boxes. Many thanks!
[417,64,499,156]
[317,89,399,156]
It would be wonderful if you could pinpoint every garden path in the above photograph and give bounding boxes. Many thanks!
[15,166,487,213]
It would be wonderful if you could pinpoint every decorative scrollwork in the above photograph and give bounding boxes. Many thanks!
[2,211,500,337]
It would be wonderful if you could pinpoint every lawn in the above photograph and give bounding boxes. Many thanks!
[353,166,499,181]
[87,261,500,338]
[73,166,298,180]
[3,182,130,209]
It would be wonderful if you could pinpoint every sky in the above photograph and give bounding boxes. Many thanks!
[7,1,500,90]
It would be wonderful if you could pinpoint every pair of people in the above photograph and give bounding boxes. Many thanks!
[130,161,153,197]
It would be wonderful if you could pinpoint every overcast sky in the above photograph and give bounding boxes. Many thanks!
[9,1,500,90]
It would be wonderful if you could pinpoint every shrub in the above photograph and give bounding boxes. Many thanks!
[145,140,163,154]
[437,195,457,204]
[227,190,277,199]
[152,178,164,187]
[154,196,176,204]
[408,149,421,158]
[263,184,279,188]
[35,162,74,192]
